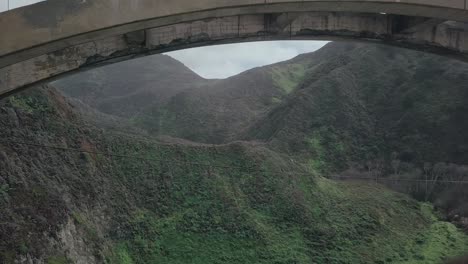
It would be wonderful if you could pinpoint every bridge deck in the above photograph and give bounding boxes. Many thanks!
[0,0,468,98]
[0,0,467,57]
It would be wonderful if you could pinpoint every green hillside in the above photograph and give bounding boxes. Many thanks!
[247,42,468,165]
[1,87,466,263]
[2,41,468,263]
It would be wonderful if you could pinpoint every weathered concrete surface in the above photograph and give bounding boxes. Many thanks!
[1,1,468,97]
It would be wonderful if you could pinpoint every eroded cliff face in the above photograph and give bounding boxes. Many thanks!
[0,87,145,263]
[0,88,104,263]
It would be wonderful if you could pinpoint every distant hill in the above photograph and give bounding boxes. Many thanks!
[245,42,468,167]
[56,42,468,221]
[55,54,209,118]
[57,42,468,167]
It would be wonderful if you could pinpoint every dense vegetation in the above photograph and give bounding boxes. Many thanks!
[1,42,468,263]
[58,43,468,222]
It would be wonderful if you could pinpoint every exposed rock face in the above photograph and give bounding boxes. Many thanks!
[57,218,97,264]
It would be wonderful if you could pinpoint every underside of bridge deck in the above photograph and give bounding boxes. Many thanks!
[1,1,468,97]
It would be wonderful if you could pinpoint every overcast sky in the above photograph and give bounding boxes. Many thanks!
[166,41,328,79]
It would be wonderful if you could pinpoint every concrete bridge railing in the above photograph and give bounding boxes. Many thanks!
[1,0,468,97]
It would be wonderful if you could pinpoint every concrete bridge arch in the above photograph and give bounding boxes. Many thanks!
[1,0,468,98]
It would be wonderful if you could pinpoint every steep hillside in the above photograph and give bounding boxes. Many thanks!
[246,42,468,166]
[135,67,285,143]
[243,42,468,223]
[134,44,358,143]
[1,86,467,263]
[56,42,468,224]
[57,48,329,143]
[54,55,208,118]
[57,43,468,158]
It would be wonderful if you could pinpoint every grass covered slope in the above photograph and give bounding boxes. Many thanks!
[57,42,468,166]
[108,143,468,263]
[245,42,468,168]
[1,87,468,263]
[240,43,468,220]
[111,171,468,264]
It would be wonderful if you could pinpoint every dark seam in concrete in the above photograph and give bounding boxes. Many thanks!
[387,15,392,34]
[289,13,292,39]
[431,24,437,43]
[237,15,240,37]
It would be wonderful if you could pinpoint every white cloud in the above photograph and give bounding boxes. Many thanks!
[0,0,6,12]
[9,0,43,8]
[166,41,328,79]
